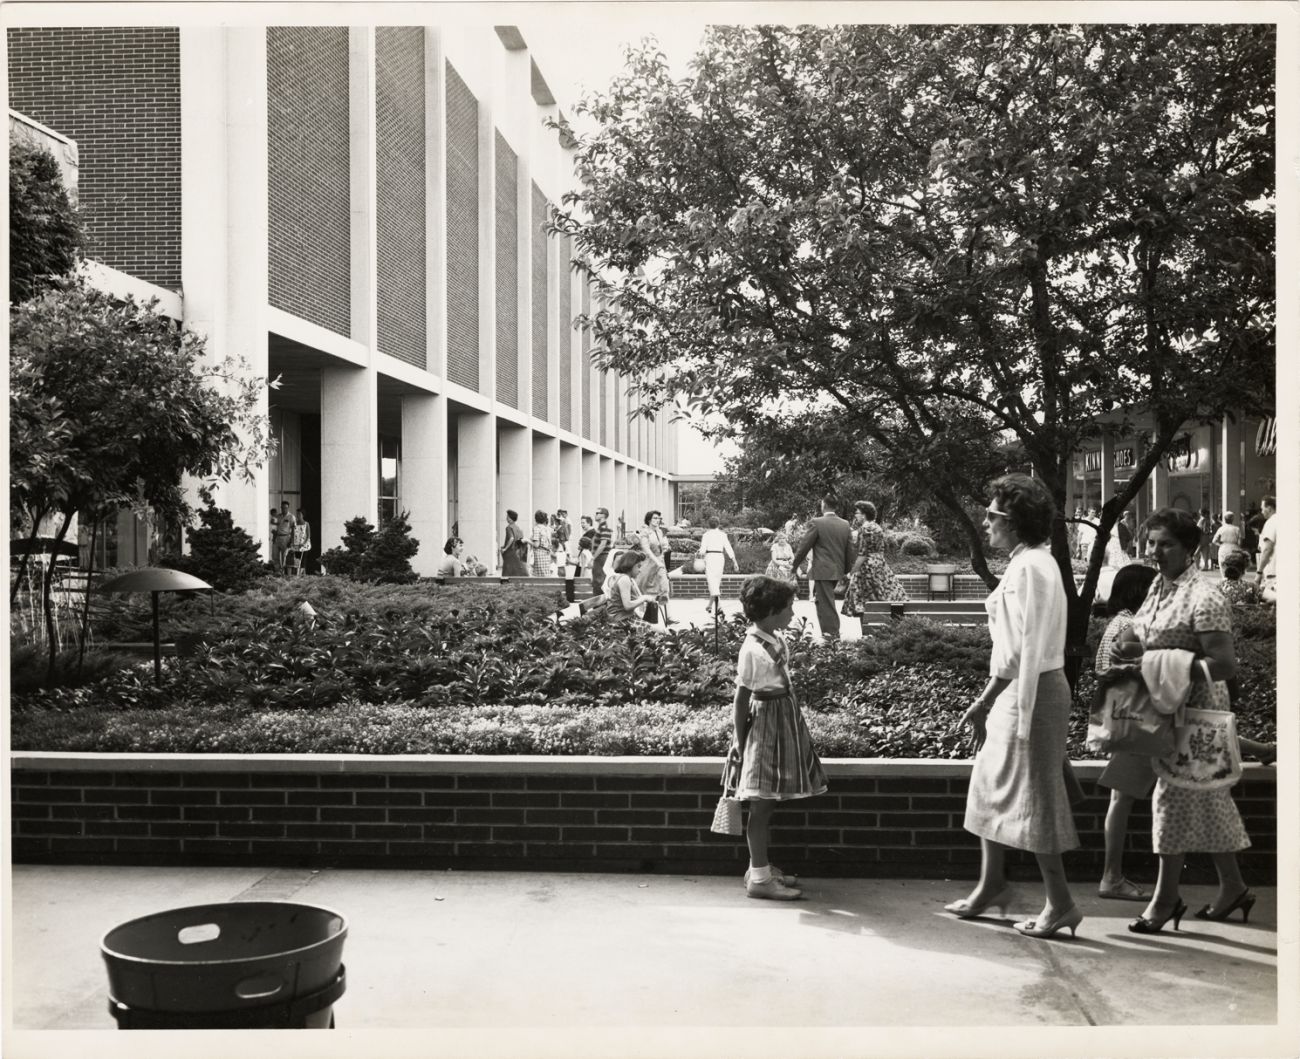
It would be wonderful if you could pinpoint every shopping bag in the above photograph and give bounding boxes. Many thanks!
[1086,677,1176,758]
[1154,709,1243,790]
[711,752,744,836]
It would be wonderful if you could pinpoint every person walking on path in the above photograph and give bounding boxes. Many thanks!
[950,473,1083,939]
[289,508,311,575]
[790,497,854,641]
[272,502,296,574]
[553,508,572,564]
[590,507,613,595]
[700,515,737,615]
[1121,507,1254,934]
[1256,495,1277,601]
[841,500,907,625]
[636,510,673,624]
[727,575,828,900]
[529,510,555,576]
[500,509,529,577]
[1211,512,1244,569]
[1093,563,1160,903]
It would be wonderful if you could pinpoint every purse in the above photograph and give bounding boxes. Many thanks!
[1086,672,1176,757]
[710,753,745,836]
[1153,708,1243,789]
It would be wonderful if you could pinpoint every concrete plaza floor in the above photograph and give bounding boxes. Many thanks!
[5,863,1286,1057]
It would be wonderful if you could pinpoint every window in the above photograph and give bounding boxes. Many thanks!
[379,435,400,525]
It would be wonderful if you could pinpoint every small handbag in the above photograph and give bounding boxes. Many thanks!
[710,754,744,836]
[1154,708,1243,790]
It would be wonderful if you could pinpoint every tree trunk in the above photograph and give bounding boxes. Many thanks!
[10,512,46,606]
[43,512,74,687]
[77,515,99,675]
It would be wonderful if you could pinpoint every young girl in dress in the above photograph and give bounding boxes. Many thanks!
[727,575,828,900]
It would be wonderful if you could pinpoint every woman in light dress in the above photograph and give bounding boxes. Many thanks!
[700,515,738,615]
[529,509,555,577]
[636,509,673,624]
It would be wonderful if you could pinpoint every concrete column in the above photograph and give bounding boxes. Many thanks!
[1151,446,1171,509]
[1222,414,1244,515]
[350,27,377,352]
[532,433,560,515]
[498,424,532,545]
[457,410,496,566]
[599,456,615,527]
[582,450,599,519]
[425,29,447,379]
[1206,425,1219,514]
[613,463,630,537]
[560,444,582,522]
[321,367,378,546]
[1100,432,1115,508]
[401,393,446,577]
[179,27,270,550]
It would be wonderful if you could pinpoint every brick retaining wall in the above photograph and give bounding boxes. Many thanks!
[11,755,1275,885]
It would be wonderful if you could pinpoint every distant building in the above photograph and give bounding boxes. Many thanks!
[8,24,678,574]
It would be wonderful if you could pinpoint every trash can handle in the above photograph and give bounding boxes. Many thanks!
[234,972,286,1000]
[177,923,221,945]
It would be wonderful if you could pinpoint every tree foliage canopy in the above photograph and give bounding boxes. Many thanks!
[9,280,269,534]
[9,136,85,305]
[554,22,1274,619]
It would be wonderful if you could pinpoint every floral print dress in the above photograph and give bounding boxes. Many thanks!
[1131,567,1250,854]
[841,521,907,615]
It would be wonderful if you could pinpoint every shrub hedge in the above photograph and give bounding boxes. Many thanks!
[11,579,1275,757]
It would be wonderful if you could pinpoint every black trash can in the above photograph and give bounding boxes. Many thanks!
[101,901,347,1030]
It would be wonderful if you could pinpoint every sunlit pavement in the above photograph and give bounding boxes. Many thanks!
[8,864,1278,1042]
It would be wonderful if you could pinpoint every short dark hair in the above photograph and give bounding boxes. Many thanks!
[706,515,720,529]
[1107,564,1157,615]
[1263,495,1276,510]
[535,509,548,524]
[581,515,593,528]
[988,473,1055,546]
[854,500,877,521]
[614,549,646,574]
[443,537,461,555]
[643,509,661,525]
[1220,550,1249,580]
[739,575,796,622]
[1144,507,1201,551]
[821,496,840,515]
[506,509,518,522]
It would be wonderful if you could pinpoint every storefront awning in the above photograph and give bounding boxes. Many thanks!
[1255,417,1277,457]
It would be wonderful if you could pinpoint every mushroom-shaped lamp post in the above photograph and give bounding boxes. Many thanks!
[97,568,214,685]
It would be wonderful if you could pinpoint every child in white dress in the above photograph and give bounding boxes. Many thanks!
[727,575,828,900]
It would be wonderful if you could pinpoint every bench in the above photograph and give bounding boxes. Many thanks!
[854,599,987,626]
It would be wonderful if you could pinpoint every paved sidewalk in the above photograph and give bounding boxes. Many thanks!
[5,863,1282,1053]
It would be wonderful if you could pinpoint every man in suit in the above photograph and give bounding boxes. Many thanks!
[791,496,855,641]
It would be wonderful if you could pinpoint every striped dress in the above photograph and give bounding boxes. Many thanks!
[732,629,828,801]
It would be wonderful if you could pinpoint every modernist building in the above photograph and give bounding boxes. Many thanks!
[8,24,679,575]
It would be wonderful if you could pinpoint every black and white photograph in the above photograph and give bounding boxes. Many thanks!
[3,2,1296,1057]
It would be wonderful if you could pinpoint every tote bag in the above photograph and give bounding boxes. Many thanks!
[1153,709,1243,790]
[1086,680,1176,758]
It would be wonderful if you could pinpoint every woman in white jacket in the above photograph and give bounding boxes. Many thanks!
[949,474,1082,939]
[700,515,737,616]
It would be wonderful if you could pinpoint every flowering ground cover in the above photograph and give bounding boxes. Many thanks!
[10,579,1275,757]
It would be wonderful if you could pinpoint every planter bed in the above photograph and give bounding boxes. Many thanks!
[11,753,1275,884]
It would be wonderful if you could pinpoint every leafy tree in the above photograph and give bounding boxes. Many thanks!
[320,516,376,580]
[9,136,85,305]
[555,23,1274,674]
[163,489,267,593]
[10,279,269,680]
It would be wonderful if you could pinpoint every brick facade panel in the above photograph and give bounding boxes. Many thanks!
[445,62,479,390]
[495,133,520,408]
[376,27,427,368]
[531,183,549,420]
[267,26,351,337]
[7,27,182,288]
